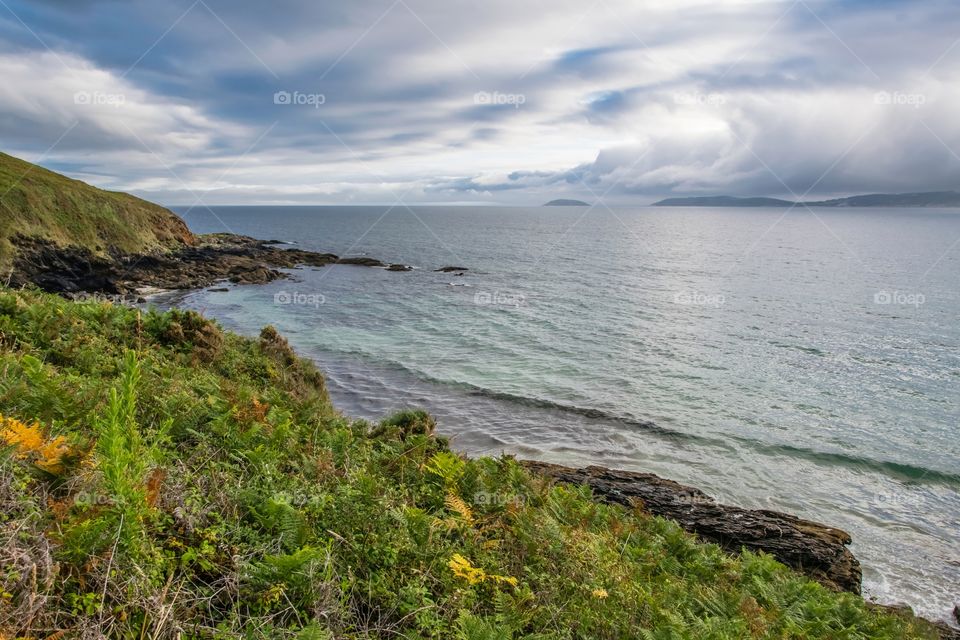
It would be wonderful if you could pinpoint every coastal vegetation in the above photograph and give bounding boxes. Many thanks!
[0,286,942,639]
[0,153,397,294]
[0,152,194,270]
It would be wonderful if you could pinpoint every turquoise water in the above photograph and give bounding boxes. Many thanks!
[167,205,960,623]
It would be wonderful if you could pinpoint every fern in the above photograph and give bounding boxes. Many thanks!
[455,612,513,640]
[253,494,309,550]
[425,450,466,488]
[445,491,474,525]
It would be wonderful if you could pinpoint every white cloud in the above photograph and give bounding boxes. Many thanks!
[1,0,959,203]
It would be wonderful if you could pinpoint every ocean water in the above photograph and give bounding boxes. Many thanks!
[166,205,960,623]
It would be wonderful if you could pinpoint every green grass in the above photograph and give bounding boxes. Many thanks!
[0,151,194,269]
[0,287,942,639]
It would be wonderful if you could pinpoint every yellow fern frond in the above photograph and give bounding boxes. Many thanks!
[0,415,45,455]
[488,573,518,587]
[1,414,77,475]
[448,553,518,588]
[445,492,474,525]
[448,553,486,585]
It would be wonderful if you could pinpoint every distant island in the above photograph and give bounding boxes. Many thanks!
[653,191,960,208]
[544,198,590,206]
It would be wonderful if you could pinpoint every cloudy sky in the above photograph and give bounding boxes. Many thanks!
[1,0,959,205]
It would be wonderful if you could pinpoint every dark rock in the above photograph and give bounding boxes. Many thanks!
[9,234,391,295]
[521,461,862,594]
[386,264,413,271]
[229,266,281,284]
[939,624,960,640]
[208,287,230,292]
[337,256,385,267]
[435,266,468,272]
[955,604,959,625]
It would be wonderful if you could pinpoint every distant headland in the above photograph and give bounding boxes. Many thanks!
[653,191,960,208]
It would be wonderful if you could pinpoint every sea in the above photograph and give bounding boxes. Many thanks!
[161,204,960,624]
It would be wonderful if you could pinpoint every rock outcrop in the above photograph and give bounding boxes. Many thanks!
[8,234,390,294]
[522,461,862,594]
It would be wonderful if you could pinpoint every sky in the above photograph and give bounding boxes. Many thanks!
[1,0,959,206]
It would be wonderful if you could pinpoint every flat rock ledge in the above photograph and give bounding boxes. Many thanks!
[521,461,861,595]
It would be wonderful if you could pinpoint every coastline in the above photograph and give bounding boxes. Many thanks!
[8,237,868,587]
[6,233,958,634]
[1,281,956,637]
[6,232,409,294]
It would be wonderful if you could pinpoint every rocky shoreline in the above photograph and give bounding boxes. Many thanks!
[522,461,860,592]
[7,231,957,634]
[523,461,960,637]
[7,233,406,294]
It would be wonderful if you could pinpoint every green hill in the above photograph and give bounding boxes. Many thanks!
[0,287,943,639]
[0,151,194,269]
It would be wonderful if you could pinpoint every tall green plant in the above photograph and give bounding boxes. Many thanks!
[94,350,165,554]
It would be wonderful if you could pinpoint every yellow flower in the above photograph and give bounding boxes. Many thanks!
[592,588,609,599]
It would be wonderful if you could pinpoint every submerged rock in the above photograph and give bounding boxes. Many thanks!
[522,461,862,594]
[435,266,468,272]
[386,264,413,271]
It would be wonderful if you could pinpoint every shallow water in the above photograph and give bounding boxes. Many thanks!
[166,204,960,623]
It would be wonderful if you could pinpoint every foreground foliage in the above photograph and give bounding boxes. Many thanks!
[0,287,940,639]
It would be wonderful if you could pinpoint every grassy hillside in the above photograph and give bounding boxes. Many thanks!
[0,152,194,269]
[0,288,942,639]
